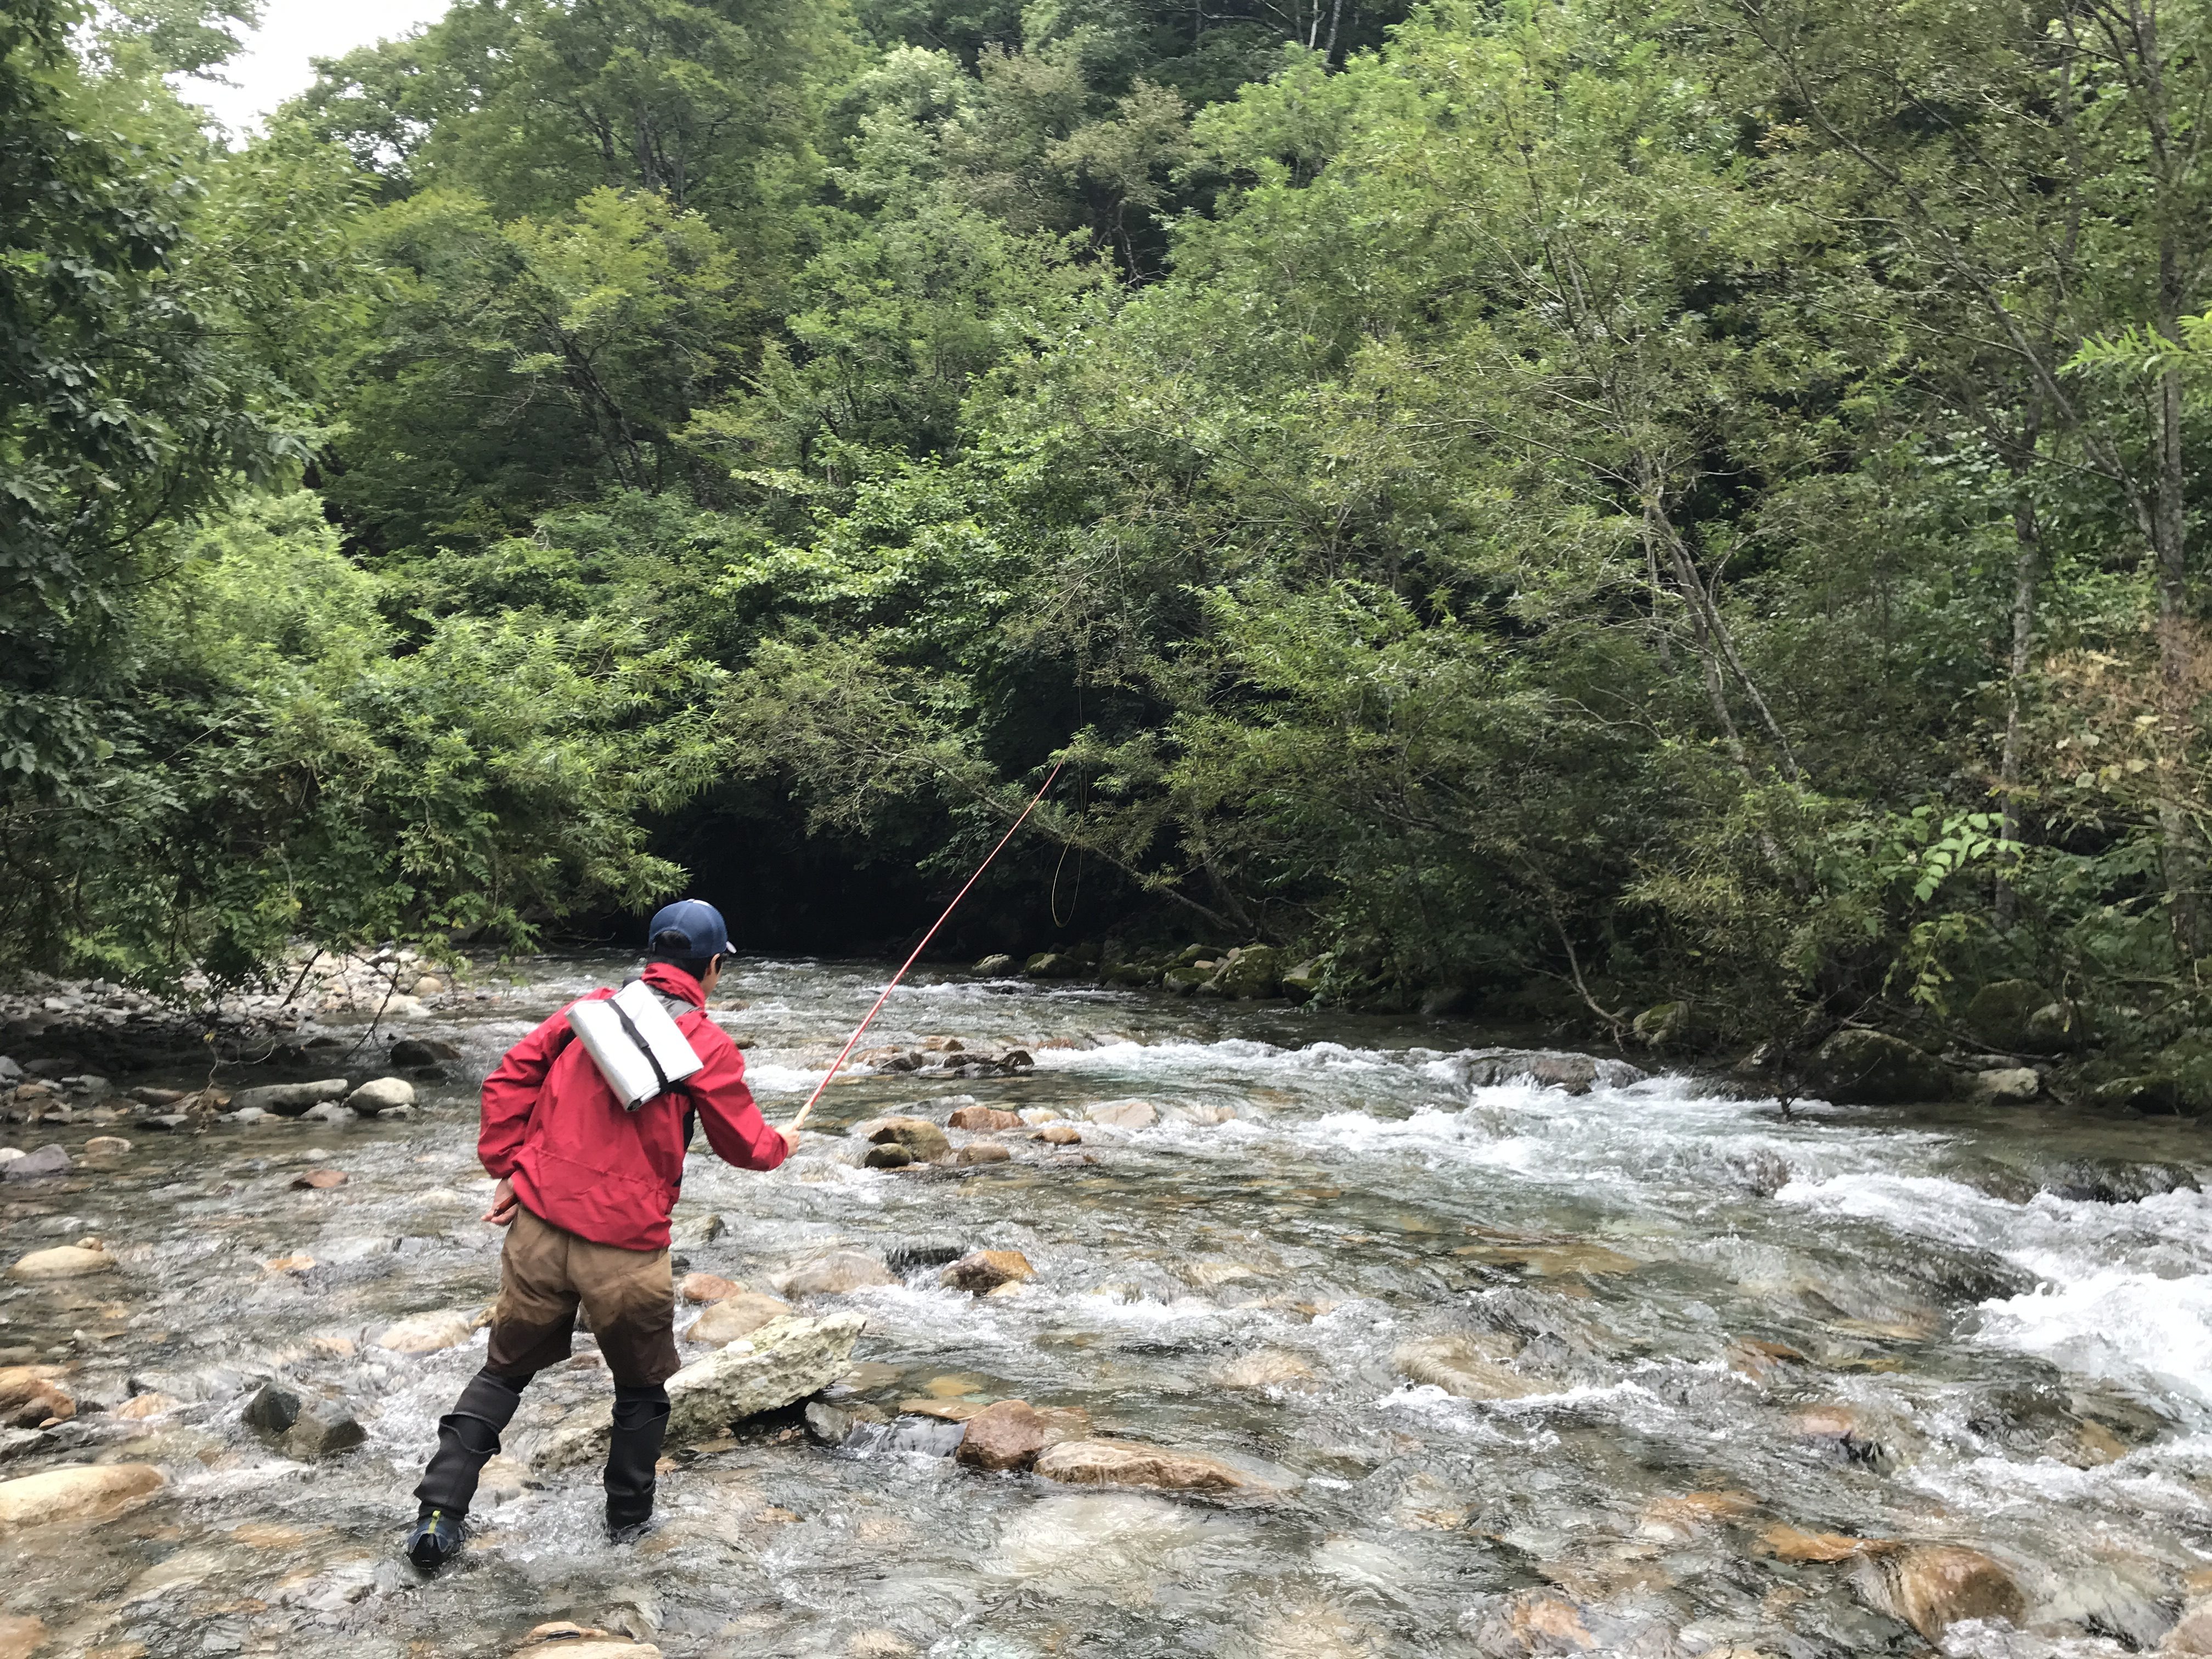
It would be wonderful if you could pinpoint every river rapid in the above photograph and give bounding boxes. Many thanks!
[3,957,2210,1658]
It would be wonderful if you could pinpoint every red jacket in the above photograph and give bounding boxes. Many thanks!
[478,962,787,1251]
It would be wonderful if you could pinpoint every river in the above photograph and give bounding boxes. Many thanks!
[2,956,2209,1657]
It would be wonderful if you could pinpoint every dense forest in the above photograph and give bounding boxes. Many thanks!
[3,0,2210,1090]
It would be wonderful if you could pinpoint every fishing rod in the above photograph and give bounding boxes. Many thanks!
[786,761,1065,1134]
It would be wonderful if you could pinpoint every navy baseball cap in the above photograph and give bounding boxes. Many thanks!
[646,899,733,957]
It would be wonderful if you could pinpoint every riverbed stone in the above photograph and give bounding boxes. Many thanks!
[1392,1334,1543,1400]
[537,1312,866,1469]
[1034,1437,1267,1494]
[1212,1350,1317,1390]
[1024,952,1087,979]
[0,1462,165,1530]
[973,954,1015,974]
[242,1381,301,1435]
[686,1293,793,1346]
[0,1366,74,1428]
[1,1144,67,1181]
[941,1249,1034,1293]
[376,1309,476,1353]
[230,1079,349,1116]
[772,1251,895,1296]
[1032,1122,1081,1145]
[1970,1066,2041,1103]
[347,1077,415,1114]
[280,1403,366,1458]
[1087,1099,1156,1129]
[955,1400,1060,1471]
[1853,1544,2023,1641]
[863,1143,913,1169]
[679,1271,743,1303]
[1804,1029,1949,1104]
[953,1141,1012,1165]
[2164,1599,2212,1654]
[854,1116,951,1162]
[290,1167,347,1189]
[8,1240,114,1280]
[391,1036,462,1066]
[947,1105,1024,1131]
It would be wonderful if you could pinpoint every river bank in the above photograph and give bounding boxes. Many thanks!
[2,955,2210,1657]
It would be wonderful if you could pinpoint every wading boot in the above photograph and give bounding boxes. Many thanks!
[406,1507,464,1573]
[605,1382,670,1542]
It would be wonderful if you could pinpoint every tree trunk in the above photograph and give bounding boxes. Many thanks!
[1995,484,2040,929]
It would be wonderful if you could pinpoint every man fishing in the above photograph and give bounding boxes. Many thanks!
[405,899,794,1572]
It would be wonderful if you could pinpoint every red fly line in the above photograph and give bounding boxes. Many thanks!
[787,762,1064,1131]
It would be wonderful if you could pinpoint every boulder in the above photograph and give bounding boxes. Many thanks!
[0,1463,165,1530]
[772,1251,895,1297]
[1392,1334,1543,1400]
[290,1168,347,1189]
[347,1077,415,1115]
[391,1037,462,1066]
[955,1400,1060,1472]
[973,954,1015,974]
[1161,966,1210,996]
[83,1134,131,1154]
[686,1293,793,1346]
[1214,945,1285,1000]
[2165,1600,2212,1654]
[2026,1000,2088,1052]
[0,1366,74,1429]
[854,1116,951,1163]
[1853,1544,2023,1642]
[537,1312,866,1469]
[1279,958,1324,1002]
[1101,961,1158,986]
[947,1105,1024,1131]
[1,1144,67,1182]
[242,1382,302,1435]
[1970,1066,2041,1103]
[863,1144,913,1170]
[1086,1099,1156,1129]
[376,1310,476,1354]
[1034,1438,1266,1494]
[669,1211,724,1246]
[280,1404,365,1459]
[230,1079,350,1117]
[8,1241,114,1280]
[114,1392,179,1420]
[941,1250,1034,1294]
[953,1142,1012,1166]
[1963,980,2052,1052]
[1024,952,1087,979]
[678,1271,743,1303]
[1632,1000,1692,1048]
[1804,1029,1949,1105]
[1211,1350,1317,1390]
[1032,1123,1081,1146]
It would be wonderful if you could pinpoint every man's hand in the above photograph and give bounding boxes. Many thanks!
[777,1125,802,1155]
[483,1176,520,1226]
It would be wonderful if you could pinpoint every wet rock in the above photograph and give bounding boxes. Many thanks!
[390,1036,462,1066]
[230,1078,349,1116]
[128,1086,183,1107]
[1212,1350,1317,1390]
[2096,1075,2182,1115]
[0,1616,43,1659]
[2038,1158,2199,1204]
[941,1249,1034,1294]
[375,1310,476,1353]
[1632,1000,1693,1048]
[143,1111,194,1130]
[0,1367,74,1429]
[1279,958,1324,1002]
[1970,1066,2040,1103]
[1852,1544,2023,1642]
[280,1403,365,1459]
[953,1142,1012,1166]
[973,954,1015,974]
[669,1211,724,1246]
[1,1144,67,1181]
[2165,1599,2212,1654]
[514,1631,661,1659]
[863,1143,914,1169]
[804,1398,888,1445]
[0,1462,165,1530]
[241,1382,301,1435]
[955,1400,1060,1471]
[1035,1437,1268,1494]
[290,1167,347,1189]
[1032,1123,1081,1146]
[1804,1029,1949,1104]
[1725,1338,1807,1380]
[82,1133,130,1154]
[854,1116,952,1162]
[539,1312,866,1468]
[114,1391,179,1420]
[947,1105,1024,1131]
[347,1076,415,1114]
[1392,1334,1542,1400]
[679,1271,743,1303]
[1638,1490,1758,1543]
[1215,945,1286,999]
[1963,980,2052,1052]
[1162,966,1210,995]
[1024,952,1087,979]
[686,1293,793,1346]
[1437,1050,1646,1094]
[1087,1099,1156,1129]
[885,1237,967,1271]
[1759,1522,1890,1562]
[8,1240,114,1280]
[772,1251,895,1297]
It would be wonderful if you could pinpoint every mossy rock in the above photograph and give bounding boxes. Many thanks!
[1632,1001,1693,1049]
[1101,961,1158,987]
[1161,966,1209,995]
[1804,1029,1951,1105]
[1023,952,1087,980]
[1214,945,1285,1000]
[1962,980,2053,1052]
[1279,958,1325,1002]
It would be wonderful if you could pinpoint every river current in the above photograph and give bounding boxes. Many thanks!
[3,956,2210,1657]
